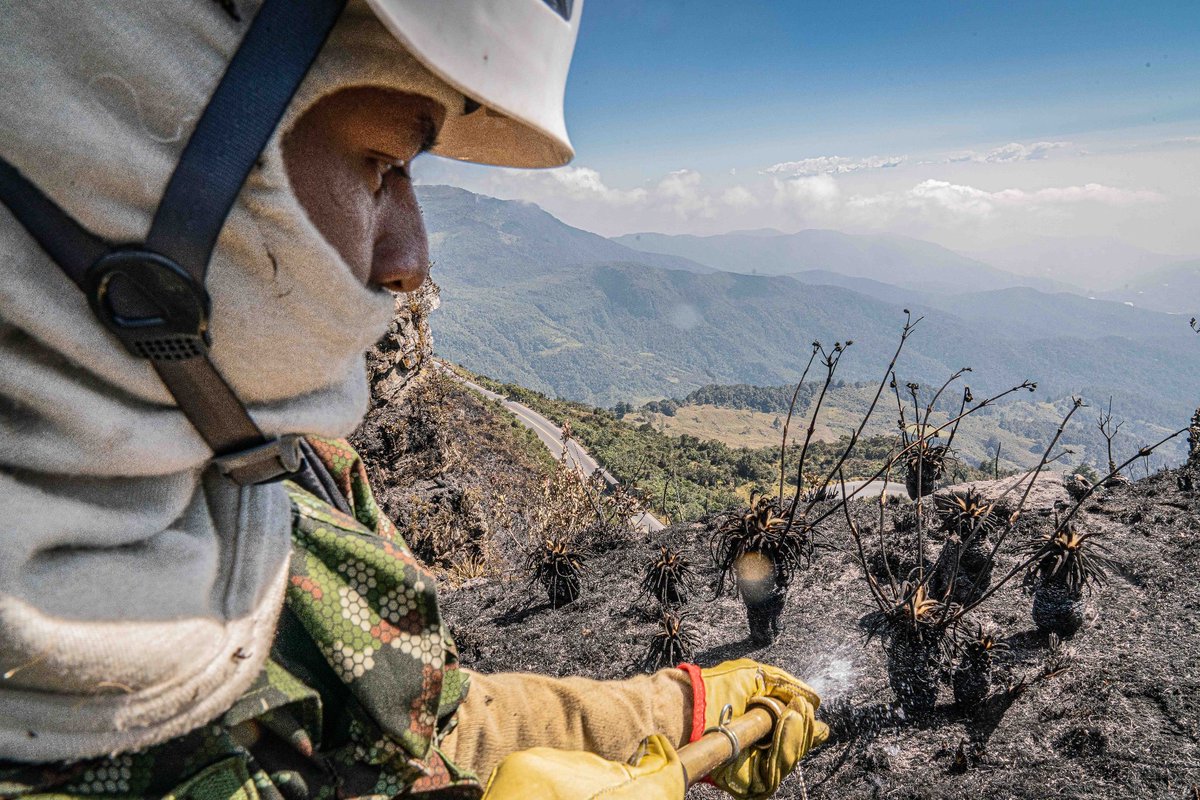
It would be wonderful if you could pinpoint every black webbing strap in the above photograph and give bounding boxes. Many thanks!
[0,159,107,284]
[147,0,348,283]
[0,158,281,484]
[0,158,278,482]
[0,0,346,484]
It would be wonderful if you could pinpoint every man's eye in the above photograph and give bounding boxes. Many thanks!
[371,158,411,195]
[377,159,410,178]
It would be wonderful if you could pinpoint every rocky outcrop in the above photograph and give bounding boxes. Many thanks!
[366,281,440,405]
[937,472,1070,517]
[1063,472,1092,502]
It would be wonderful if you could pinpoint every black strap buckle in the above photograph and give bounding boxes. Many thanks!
[214,434,305,485]
[83,249,211,362]
[0,0,347,488]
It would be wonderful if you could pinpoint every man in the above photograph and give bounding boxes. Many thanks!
[0,1,827,797]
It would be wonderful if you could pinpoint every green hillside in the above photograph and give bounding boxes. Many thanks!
[462,371,992,523]
[419,186,1200,466]
[634,382,1185,474]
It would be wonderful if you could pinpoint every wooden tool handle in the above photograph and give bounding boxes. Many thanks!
[677,697,785,786]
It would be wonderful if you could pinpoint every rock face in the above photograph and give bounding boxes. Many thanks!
[350,354,554,575]
[365,281,440,405]
[936,473,1070,517]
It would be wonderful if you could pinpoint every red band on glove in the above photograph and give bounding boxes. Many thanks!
[677,662,706,744]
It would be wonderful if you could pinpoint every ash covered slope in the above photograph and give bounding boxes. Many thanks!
[350,273,1200,797]
[438,471,1200,799]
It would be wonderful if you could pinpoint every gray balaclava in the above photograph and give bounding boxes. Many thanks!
[0,0,466,762]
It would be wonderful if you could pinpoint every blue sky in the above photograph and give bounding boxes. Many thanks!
[421,1,1200,254]
[565,1,1199,178]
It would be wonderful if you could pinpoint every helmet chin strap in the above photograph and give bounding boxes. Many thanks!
[0,0,347,485]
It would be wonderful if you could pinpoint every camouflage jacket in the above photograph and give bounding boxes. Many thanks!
[0,437,482,800]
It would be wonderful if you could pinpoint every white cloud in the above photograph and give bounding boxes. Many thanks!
[721,185,759,209]
[764,154,905,177]
[419,147,1183,247]
[847,179,1164,223]
[772,174,840,210]
[945,141,1071,164]
[1009,183,1164,206]
[541,166,647,205]
[765,141,1071,179]
[1160,135,1200,147]
[483,165,726,222]
[656,169,715,218]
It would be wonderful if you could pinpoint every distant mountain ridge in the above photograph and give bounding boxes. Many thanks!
[920,286,1186,341]
[1096,259,1200,314]
[416,185,1199,461]
[964,235,1189,292]
[418,184,714,282]
[613,228,1075,294]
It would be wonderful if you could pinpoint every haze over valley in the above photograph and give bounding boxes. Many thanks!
[419,184,1200,470]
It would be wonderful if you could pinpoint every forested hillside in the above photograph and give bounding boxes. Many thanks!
[419,186,1199,467]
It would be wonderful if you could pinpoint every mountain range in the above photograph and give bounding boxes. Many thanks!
[613,228,1075,294]
[418,184,1199,462]
[1095,259,1200,314]
[962,235,1190,293]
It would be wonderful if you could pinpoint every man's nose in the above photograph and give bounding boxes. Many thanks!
[371,173,430,293]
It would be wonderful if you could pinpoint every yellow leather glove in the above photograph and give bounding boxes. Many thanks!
[482,734,686,800]
[689,659,830,800]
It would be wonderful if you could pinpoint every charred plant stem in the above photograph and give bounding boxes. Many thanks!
[778,345,820,502]
[876,469,899,594]
[951,398,1087,618]
[923,368,970,434]
[915,428,929,582]
[813,379,1037,528]
[943,386,972,455]
[786,344,845,524]
[1098,397,1124,475]
[793,314,921,533]
[842,470,889,610]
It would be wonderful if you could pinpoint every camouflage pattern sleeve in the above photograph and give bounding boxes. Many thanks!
[0,437,480,799]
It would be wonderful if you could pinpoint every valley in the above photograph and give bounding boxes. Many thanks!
[418,184,1199,470]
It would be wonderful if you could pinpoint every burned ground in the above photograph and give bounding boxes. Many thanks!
[355,367,1200,799]
[438,471,1200,799]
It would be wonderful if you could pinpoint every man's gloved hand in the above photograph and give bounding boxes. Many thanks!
[690,659,830,800]
[482,734,685,800]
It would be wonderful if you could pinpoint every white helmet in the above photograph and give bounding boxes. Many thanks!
[0,0,587,489]
[367,0,583,168]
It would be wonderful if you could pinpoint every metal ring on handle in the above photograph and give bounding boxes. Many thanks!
[703,703,742,760]
[677,700,779,786]
[746,696,788,750]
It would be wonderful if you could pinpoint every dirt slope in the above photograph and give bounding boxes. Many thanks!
[351,368,556,579]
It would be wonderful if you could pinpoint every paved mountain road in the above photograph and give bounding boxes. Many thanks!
[436,362,665,532]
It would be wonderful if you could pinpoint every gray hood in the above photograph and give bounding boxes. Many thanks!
[0,0,463,761]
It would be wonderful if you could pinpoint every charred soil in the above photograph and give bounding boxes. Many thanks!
[437,469,1200,799]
